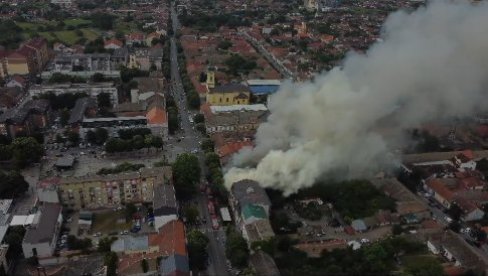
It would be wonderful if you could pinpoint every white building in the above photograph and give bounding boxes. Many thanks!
[29,82,119,107]
[22,203,62,258]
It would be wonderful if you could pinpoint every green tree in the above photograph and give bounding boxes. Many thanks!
[183,206,199,224]
[141,258,149,273]
[226,229,249,268]
[125,203,137,222]
[187,229,209,270]
[67,131,80,145]
[11,137,43,168]
[98,237,117,252]
[95,127,109,145]
[405,258,443,276]
[104,251,118,276]
[60,108,70,126]
[3,226,25,259]
[86,130,96,144]
[194,114,205,124]
[0,170,29,199]
[201,139,214,153]
[172,154,201,198]
[92,73,106,82]
[97,92,111,108]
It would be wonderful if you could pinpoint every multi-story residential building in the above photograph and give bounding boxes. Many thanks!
[0,99,51,138]
[58,168,164,209]
[23,38,50,72]
[128,48,164,71]
[22,203,62,258]
[41,53,120,79]
[206,84,251,106]
[29,82,119,107]
[202,104,268,134]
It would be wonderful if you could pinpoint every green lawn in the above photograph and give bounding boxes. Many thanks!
[115,20,138,34]
[36,28,99,45]
[16,21,56,31]
[92,210,132,234]
[64,18,92,27]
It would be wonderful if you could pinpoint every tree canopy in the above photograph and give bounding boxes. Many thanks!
[172,154,201,198]
[187,229,209,270]
[225,228,249,268]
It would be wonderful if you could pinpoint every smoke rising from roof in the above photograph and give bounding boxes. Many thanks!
[224,1,488,196]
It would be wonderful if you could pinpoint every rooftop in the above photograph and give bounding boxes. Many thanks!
[210,104,268,113]
[231,179,271,208]
[209,83,250,94]
[23,203,62,244]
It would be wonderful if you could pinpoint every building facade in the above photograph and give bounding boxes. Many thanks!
[58,168,163,209]
[206,84,251,106]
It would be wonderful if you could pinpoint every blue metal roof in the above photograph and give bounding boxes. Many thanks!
[249,85,280,95]
[160,254,189,275]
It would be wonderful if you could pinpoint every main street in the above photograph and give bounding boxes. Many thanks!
[169,4,230,276]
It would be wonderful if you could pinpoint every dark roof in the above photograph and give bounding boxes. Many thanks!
[209,84,250,94]
[23,203,62,244]
[0,87,24,109]
[112,47,129,58]
[68,97,96,124]
[153,183,177,216]
[160,254,189,276]
[0,99,50,124]
[231,179,271,208]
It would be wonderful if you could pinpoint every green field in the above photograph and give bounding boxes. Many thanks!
[16,20,100,46]
[92,210,132,233]
[115,20,138,35]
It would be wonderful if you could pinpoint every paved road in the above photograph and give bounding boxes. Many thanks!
[170,4,230,276]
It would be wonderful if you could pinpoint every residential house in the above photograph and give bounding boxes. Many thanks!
[0,87,26,113]
[6,75,27,89]
[104,39,123,50]
[126,32,146,46]
[111,235,150,254]
[22,203,62,258]
[452,151,476,172]
[0,99,51,138]
[117,219,188,275]
[146,32,161,46]
[229,179,274,243]
[58,168,164,209]
[216,140,253,165]
[206,84,251,106]
[159,254,190,276]
[111,47,129,67]
[146,94,168,139]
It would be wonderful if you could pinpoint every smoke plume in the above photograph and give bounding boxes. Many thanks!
[224,1,488,196]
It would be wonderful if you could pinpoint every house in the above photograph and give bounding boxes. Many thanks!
[0,99,51,138]
[206,84,251,106]
[351,219,367,232]
[0,87,26,113]
[425,178,455,208]
[37,177,61,203]
[146,32,161,46]
[159,254,190,276]
[146,94,168,139]
[111,235,150,254]
[6,75,27,89]
[126,32,146,46]
[454,197,485,222]
[104,39,123,50]
[22,203,62,258]
[128,47,164,71]
[229,179,275,243]
[216,140,253,165]
[452,151,476,172]
[117,219,187,275]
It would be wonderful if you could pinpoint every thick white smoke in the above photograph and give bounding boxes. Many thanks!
[224,1,488,196]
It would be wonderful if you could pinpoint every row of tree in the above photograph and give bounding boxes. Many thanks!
[0,137,44,168]
[104,135,163,153]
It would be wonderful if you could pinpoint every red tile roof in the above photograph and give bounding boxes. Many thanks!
[426,178,455,202]
[146,106,167,124]
[217,141,253,159]
[104,39,123,47]
[149,219,187,256]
